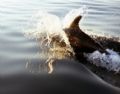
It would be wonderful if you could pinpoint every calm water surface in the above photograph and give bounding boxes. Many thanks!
[0,0,120,94]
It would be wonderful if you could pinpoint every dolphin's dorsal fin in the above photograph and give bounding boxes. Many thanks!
[70,16,82,28]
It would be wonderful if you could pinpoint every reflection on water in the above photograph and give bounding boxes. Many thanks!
[0,0,120,93]
[25,43,74,74]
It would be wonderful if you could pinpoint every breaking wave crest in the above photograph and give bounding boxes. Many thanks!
[24,6,120,73]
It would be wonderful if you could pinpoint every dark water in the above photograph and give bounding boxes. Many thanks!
[0,0,120,94]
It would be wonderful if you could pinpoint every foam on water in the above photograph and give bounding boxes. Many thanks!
[24,6,120,73]
[84,49,120,73]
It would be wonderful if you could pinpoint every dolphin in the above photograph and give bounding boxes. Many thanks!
[63,15,107,54]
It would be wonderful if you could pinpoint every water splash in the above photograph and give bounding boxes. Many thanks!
[24,10,70,47]
[24,6,120,73]
[63,5,87,29]
[84,49,120,73]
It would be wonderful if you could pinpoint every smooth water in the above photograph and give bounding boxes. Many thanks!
[0,0,120,94]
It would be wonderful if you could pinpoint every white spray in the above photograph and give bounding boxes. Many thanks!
[84,49,120,73]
